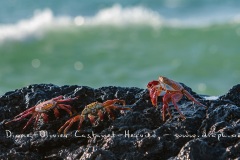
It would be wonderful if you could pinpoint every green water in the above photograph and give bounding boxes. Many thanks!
[0,24,240,96]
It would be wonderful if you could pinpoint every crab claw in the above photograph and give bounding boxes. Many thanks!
[147,80,163,107]
[149,87,159,107]
[147,80,160,89]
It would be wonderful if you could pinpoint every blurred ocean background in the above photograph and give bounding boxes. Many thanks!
[0,0,240,96]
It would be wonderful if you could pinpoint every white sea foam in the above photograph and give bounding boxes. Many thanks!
[0,4,239,43]
[0,9,71,43]
[84,4,163,26]
[0,5,165,43]
[204,96,219,100]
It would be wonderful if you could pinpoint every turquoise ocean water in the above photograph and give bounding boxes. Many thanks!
[0,0,240,96]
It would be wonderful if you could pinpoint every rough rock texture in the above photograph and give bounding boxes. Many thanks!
[0,83,240,160]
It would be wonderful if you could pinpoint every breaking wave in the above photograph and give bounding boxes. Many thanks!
[0,4,240,43]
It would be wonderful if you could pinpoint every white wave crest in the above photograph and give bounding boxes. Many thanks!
[0,9,72,43]
[84,4,163,26]
[0,5,165,43]
[0,4,239,43]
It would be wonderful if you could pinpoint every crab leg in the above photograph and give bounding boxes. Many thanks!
[5,111,33,124]
[58,118,73,134]
[34,114,40,129]
[77,115,85,131]
[88,114,96,125]
[97,110,104,121]
[52,95,64,100]
[13,106,35,119]
[53,108,61,118]
[58,115,84,134]
[182,90,206,108]
[106,105,131,111]
[57,104,73,116]
[22,113,36,131]
[41,113,49,123]
[105,108,116,119]
[162,93,173,121]
[106,105,131,119]
[103,99,126,106]
[150,87,162,107]
[56,96,78,103]
[170,92,186,120]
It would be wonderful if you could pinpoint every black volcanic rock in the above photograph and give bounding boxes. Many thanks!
[0,83,240,160]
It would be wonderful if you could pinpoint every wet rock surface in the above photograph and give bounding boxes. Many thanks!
[0,83,239,160]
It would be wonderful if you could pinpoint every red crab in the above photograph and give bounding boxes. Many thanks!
[58,99,131,134]
[5,95,78,131]
[147,76,206,121]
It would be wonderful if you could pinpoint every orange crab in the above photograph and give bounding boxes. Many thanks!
[58,99,131,134]
[147,76,206,121]
[5,95,78,131]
